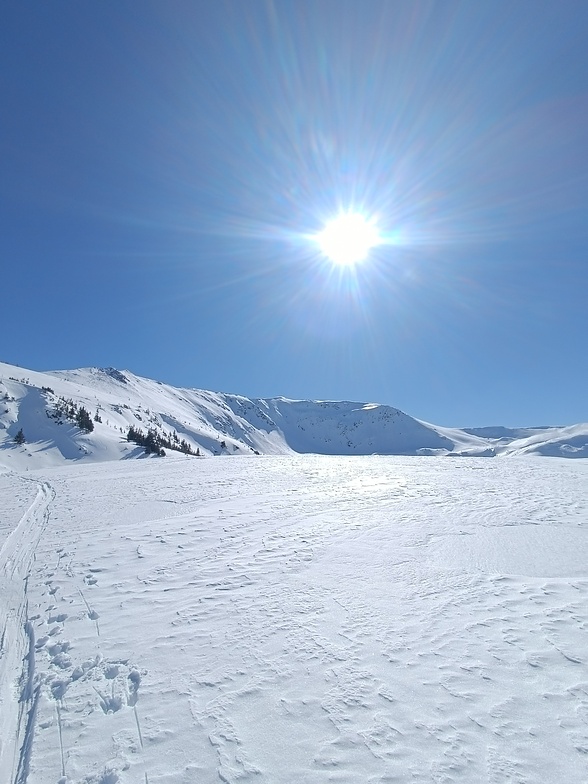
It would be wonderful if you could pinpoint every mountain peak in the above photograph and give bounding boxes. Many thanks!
[0,361,586,469]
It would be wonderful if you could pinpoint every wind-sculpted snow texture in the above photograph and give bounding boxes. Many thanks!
[0,456,587,783]
[1,361,587,467]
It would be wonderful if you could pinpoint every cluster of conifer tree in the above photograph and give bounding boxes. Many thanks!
[126,425,197,457]
[50,397,94,433]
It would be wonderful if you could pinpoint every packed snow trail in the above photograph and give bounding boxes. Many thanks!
[3,456,588,783]
[0,475,54,784]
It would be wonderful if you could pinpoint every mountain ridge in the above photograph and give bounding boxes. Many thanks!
[1,361,586,469]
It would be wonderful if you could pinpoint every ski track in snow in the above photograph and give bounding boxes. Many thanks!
[0,456,587,783]
[0,473,54,784]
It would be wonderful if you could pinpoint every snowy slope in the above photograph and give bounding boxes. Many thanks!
[1,456,588,783]
[1,361,587,468]
[463,425,588,458]
[495,423,588,458]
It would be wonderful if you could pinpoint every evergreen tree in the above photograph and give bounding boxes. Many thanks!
[144,429,160,454]
[127,425,142,443]
[76,406,94,432]
[14,428,25,445]
[126,424,197,457]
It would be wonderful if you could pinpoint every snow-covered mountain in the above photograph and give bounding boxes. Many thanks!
[0,360,586,469]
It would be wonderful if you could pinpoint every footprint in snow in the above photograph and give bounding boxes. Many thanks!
[47,640,70,656]
[127,669,141,706]
[96,691,124,714]
[47,612,68,623]
[50,677,70,700]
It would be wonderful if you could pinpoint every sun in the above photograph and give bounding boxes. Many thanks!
[317,213,380,266]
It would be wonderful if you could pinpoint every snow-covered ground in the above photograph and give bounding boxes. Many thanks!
[2,455,588,783]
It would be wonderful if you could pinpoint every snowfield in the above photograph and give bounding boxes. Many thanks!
[2,455,588,783]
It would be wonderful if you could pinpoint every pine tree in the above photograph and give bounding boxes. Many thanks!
[127,425,141,443]
[14,428,25,445]
[76,407,94,433]
[144,429,160,454]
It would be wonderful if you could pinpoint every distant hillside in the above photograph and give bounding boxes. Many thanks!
[0,361,586,469]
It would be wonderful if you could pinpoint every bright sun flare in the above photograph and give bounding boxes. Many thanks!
[317,213,380,266]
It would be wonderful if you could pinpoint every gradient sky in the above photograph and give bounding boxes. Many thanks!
[2,0,587,427]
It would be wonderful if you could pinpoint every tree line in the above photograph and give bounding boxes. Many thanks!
[126,425,199,457]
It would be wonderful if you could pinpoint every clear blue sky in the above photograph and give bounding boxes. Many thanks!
[2,0,587,427]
